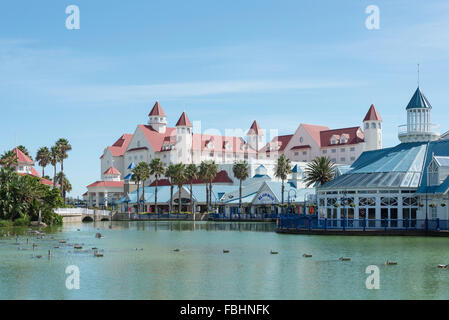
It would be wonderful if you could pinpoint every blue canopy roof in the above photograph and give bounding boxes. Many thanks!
[321,142,427,189]
[127,162,136,170]
[406,87,432,110]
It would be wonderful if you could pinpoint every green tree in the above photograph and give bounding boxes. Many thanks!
[0,167,63,225]
[50,145,61,188]
[36,147,51,177]
[185,164,198,215]
[199,160,218,212]
[17,145,32,160]
[135,162,151,212]
[165,164,177,213]
[0,150,18,169]
[304,156,336,187]
[149,158,165,214]
[55,138,72,202]
[274,155,292,206]
[233,160,249,214]
[172,163,187,214]
[131,165,143,214]
[56,172,72,201]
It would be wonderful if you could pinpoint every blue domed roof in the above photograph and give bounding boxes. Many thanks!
[406,87,432,110]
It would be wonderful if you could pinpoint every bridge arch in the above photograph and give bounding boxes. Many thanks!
[82,216,94,222]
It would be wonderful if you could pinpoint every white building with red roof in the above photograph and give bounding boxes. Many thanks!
[86,102,382,208]
[5,147,55,187]
[259,105,382,165]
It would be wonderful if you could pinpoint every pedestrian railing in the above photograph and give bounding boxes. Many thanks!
[130,213,190,220]
[277,216,448,232]
[209,213,293,220]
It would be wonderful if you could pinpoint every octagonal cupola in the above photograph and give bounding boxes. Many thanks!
[399,87,440,143]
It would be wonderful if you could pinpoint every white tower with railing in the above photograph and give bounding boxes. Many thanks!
[398,87,440,143]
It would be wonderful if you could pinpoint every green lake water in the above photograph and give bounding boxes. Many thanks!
[0,221,448,300]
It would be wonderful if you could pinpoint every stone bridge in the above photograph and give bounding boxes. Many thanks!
[54,208,112,223]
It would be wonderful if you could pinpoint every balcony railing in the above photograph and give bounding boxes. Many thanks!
[398,123,440,136]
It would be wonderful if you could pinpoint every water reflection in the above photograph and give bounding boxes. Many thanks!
[127,221,275,232]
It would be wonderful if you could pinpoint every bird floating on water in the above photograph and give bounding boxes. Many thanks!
[173,249,180,252]
[438,264,448,269]
[385,260,398,265]
[303,254,312,258]
[223,250,230,253]
[270,250,279,255]
[339,257,351,261]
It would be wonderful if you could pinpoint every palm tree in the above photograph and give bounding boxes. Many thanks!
[200,160,218,211]
[50,146,61,188]
[56,138,72,202]
[0,150,18,169]
[275,155,292,207]
[304,156,336,187]
[149,158,165,214]
[233,161,249,214]
[172,163,187,213]
[131,165,143,214]
[136,162,151,212]
[17,145,32,160]
[165,164,177,213]
[35,147,51,177]
[56,172,72,200]
[199,161,209,212]
[185,164,198,216]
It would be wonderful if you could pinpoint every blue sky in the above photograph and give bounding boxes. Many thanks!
[1,0,449,197]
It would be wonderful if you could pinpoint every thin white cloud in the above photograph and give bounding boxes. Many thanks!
[45,79,361,105]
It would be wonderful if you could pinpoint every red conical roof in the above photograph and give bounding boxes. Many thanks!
[247,120,263,136]
[148,101,166,116]
[104,166,121,175]
[176,112,192,127]
[12,147,34,164]
[363,104,382,121]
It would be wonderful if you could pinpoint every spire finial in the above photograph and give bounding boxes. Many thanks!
[417,63,420,87]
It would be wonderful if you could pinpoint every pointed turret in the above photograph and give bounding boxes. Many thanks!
[148,101,166,116]
[363,104,382,121]
[363,104,383,151]
[247,120,263,136]
[399,87,439,143]
[247,120,264,153]
[176,112,192,127]
[406,87,432,110]
[148,101,167,133]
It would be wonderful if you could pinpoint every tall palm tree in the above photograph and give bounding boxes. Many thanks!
[50,146,61,188]
[304,156,336,187]
[199,161,209,212]
[149,158,165,214]
[233,160,249,214]
[0,150,18,169]
[173,163,187,213]
[136,162,151,212]
[165,164,177,213]
[131,165,143,214]
[185,164,198,216]
[275,155,292,206]
[35,147,51,177]
[17,145,32,160]
[205,161,218,212]
[56,138,72,202]
[56,172,72,200]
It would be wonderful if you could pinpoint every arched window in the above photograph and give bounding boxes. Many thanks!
[371,123,376,129]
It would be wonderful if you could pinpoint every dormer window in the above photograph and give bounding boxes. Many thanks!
[330,135,340,145]
[428,161,439,186]
[340,134,349,144]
